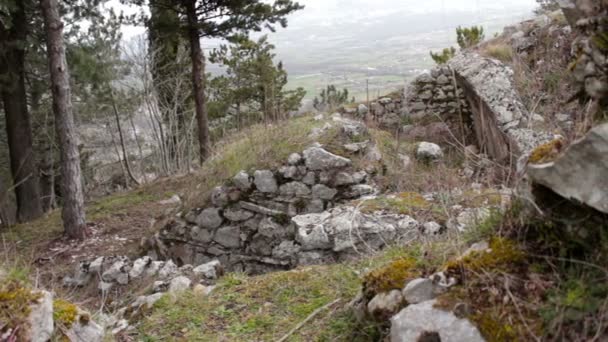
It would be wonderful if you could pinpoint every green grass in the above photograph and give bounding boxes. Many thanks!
[139,245,438,341]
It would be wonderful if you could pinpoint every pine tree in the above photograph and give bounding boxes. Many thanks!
[41,0,88,239]
[0,0,43,222]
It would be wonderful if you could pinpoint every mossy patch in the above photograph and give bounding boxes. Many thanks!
[53,299,78,328]
[528,138,563,164]
[362,257,419,299]
[0,279,42,339]
[443,237,524,275]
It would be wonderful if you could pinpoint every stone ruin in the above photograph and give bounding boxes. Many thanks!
[149,131,421,274]
[342,52,558,165]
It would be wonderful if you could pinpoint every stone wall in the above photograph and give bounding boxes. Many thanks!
[149,118,418,274]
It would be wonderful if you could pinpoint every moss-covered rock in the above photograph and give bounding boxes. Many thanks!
[528,138,563,164]
[362,257,420,300]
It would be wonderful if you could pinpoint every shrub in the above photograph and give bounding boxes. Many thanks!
[456,25,485,49]
[430,47,457,65]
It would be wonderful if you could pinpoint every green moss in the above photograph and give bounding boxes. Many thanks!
[471,312,519,341]
[528,139,563,164]
[0,280,42,338]
[53,299,78,328]
[444,237,524,274]
[362,258,419,299]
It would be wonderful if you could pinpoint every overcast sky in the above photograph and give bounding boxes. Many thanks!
[113,0,538,40]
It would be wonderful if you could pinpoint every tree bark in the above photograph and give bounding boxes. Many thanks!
[111,92,140,186]
[185,0,211,164]
[0,1,44,222]
[41,0,88,239]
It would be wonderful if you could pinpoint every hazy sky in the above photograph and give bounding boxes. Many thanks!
[114,0,538,40]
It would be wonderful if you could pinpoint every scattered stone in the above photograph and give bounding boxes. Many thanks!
[402,278,444,304]
[195,208,223,229]
[169,276,191,293]
[129,256,151,279]
[193,260,222,280]
[422,221,443,235]
[303,147,351,171]
[65,317,104,342]
[367,290,405,320]
[158,260,178,279]
[153,281,168,293]
[239,201,285,216]
[358,104,368,115]
[102,259,129,285]
[390,300,484,342]
[233,171,252,191]
[211,186,230,207]
[253,170,278,193]
[334,172,355,186]
[416,142,443,161]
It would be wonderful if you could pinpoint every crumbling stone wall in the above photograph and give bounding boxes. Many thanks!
[149,118,417,274]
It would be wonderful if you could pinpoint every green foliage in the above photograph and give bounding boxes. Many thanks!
[430,47,456,64]
[313,85,352,111]
[208,35,306,124]
[456,25,485,49]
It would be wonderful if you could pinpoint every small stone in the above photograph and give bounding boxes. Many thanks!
[272,241,301,260]
[344,184,375,198]
[193,284,214,297]
[358,104,368,115]
[158,260,178,279]
[311,184,338,200]
[153,281,168,293]
[288,153,302,165]
[306,199,325,213]
[402,278,442,304]
[102,259,129,285]
[279,165,298,179]
[211,186,229,207]
[129,256,151,279]
[367,290,405,320]
[422,221,443,235]
[192,260,222,279]
[213,226,241,248]
[416,142,443,161]
[233,171,252,191]
[279,181,311,197]
[195,208,223,229]
[334,172,355,186]
[436,74,450,84]
[169,276,191,293]
[254,170,278,193]
[302,172,316,185]
[223,207,254,222]
[190,226,213,243]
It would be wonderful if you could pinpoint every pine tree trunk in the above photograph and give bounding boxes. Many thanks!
[41,0,88,239]
[0,1,43,222]
[185,0,211,164]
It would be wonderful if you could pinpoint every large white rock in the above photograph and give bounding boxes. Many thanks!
[27,290,54,342]
[390,300,485,342]
[303,147,351,171]
[527,123,608,214]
